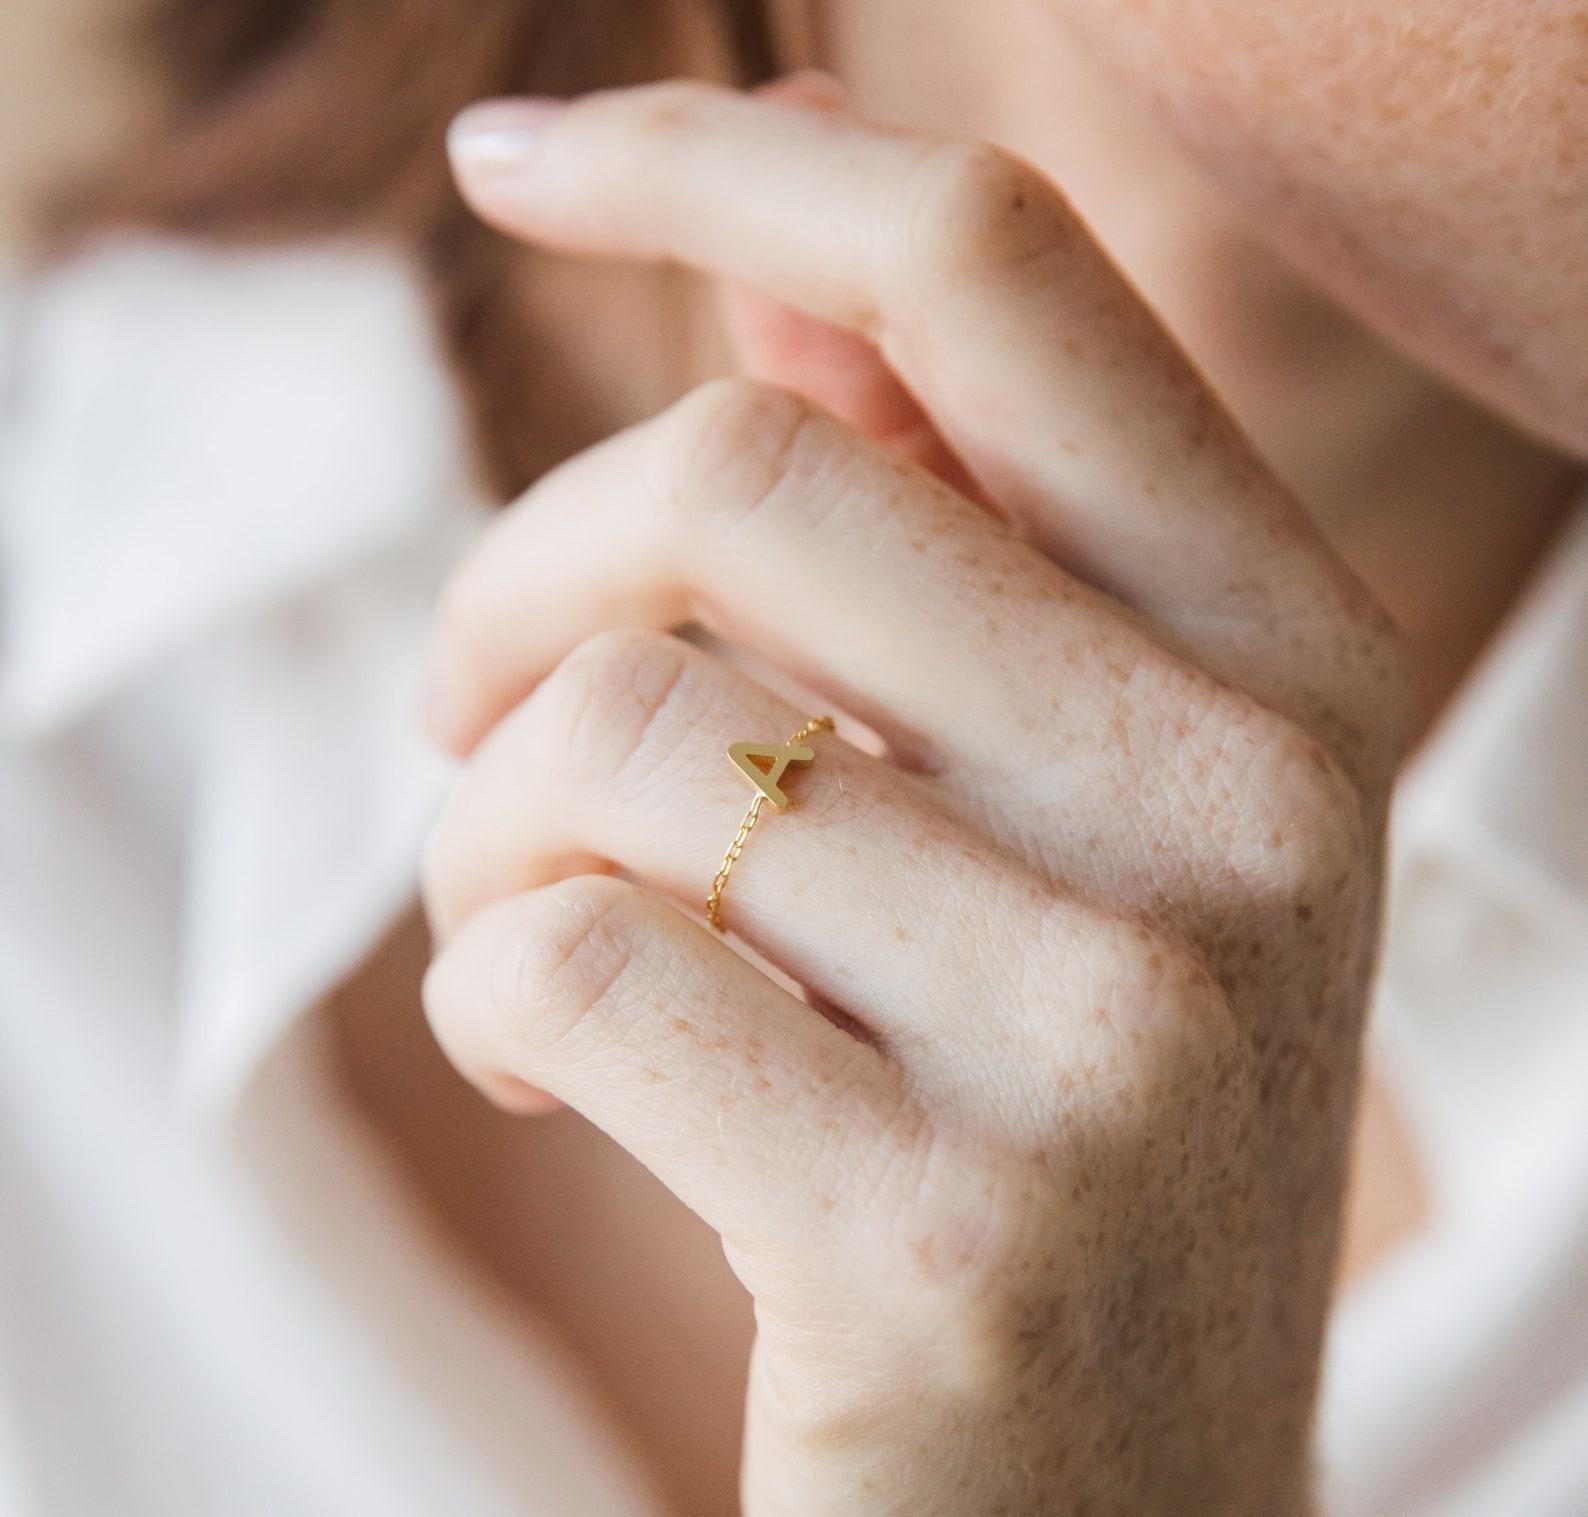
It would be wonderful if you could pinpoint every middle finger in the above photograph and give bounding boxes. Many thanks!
[425,377,1229,793]
[421,625,1110,1098]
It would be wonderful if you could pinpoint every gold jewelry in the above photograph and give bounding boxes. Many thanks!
[706,716,834,932]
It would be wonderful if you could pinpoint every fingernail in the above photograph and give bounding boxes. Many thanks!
[447,98,569,176]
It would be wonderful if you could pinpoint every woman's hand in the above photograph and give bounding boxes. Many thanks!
[420,82,1410,1516]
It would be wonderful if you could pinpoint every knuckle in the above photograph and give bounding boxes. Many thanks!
[1236,711,1373,907]
[661,377,815,528]
[534,627,696,793]
[489,877,651,1057]
[1298,606,1418,794]
[1017,900,1244,1124]
[1027,891,1229,1027]
[614,78,722,142]
[906,1180,1033,1305]
[904,141,1076,286]
[889,1147,1071,1394]
[1359,616,1418,771]
[1080,913,1235,1056]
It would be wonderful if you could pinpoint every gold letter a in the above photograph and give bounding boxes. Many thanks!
[727,741,816,811]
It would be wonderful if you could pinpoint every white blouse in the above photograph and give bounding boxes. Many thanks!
[1,239,1584,1516]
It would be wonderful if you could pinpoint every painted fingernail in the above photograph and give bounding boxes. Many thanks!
[447,97,569,178]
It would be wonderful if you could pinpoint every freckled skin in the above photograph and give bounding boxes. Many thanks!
[424,82,1424,1517]
[1049,0,1588,455]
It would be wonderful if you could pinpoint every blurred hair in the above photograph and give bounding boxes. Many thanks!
[61,0,779,497]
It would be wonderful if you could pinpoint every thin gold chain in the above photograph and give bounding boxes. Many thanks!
[706,716,834,932]
[781,715,835,750]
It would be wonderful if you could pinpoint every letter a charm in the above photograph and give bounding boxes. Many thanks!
[727,741,815,811]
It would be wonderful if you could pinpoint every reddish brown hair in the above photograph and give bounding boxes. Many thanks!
[68,0,779,498]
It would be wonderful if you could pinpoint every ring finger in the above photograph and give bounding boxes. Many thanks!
[421,626,1115,1105]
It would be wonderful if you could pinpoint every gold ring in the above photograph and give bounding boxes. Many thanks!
[706,716,834,932]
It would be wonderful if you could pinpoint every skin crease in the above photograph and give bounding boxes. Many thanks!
[5,2,1584,1516]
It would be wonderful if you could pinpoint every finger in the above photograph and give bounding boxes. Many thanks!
[424,378,1214,787]
[719,285,974,493]
[422,383,1354,937]
[447,83,1403,776]
[423,873,917,1258]
[422,627,1084,1099]
[723,74,975,492]
[428,386,1362,962]
[423,629,1225,1131]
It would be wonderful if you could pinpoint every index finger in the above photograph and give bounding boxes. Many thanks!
[447,82,1408,784]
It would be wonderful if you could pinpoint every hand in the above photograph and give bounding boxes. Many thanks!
[420,82,1410,1516]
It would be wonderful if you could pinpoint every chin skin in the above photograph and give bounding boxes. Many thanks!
[1044,0,1588,460]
